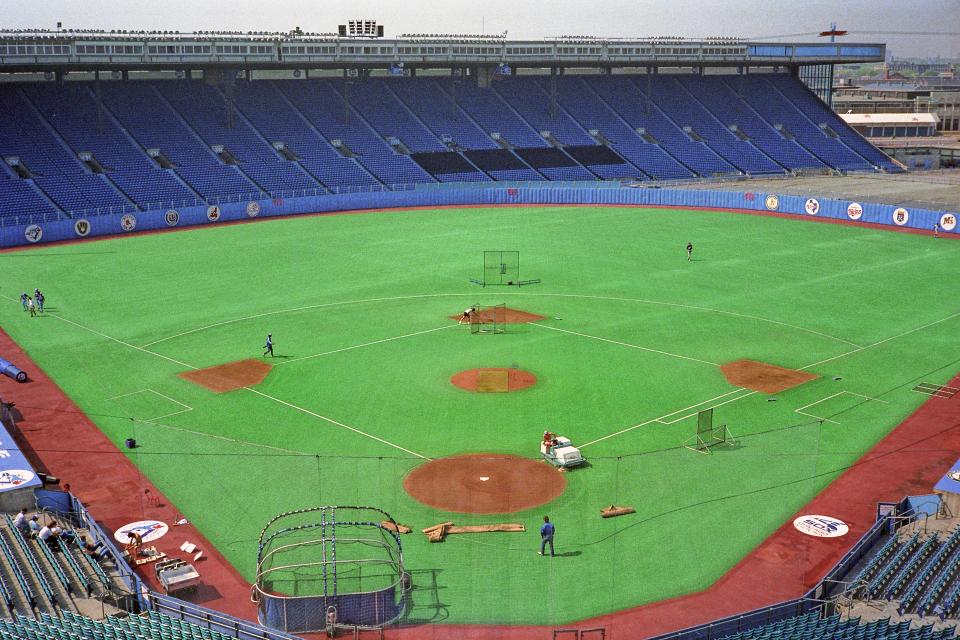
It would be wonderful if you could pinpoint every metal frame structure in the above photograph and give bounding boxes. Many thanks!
[482,251,520,287]
[253,506,407,634]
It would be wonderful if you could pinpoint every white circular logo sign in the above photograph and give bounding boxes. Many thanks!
[847,203,863,220]
[74,219,91,237]
[164,210,180,227]
[793,515,849,538]
[246,201,261,218]
[893,208,909,226]
[24,225,42,243]
[765,195,779,211]
[0,469,36,489]
[805,198,820,216]
[114,520,169,544]
[949,470,960,482]
[120,214,137,232]
[206,205,221,222]
[940,213,957,232]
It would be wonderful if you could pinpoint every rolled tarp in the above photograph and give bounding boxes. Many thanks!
[0,358,27,383]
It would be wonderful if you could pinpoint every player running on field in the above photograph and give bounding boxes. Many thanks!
[686,242,693,261]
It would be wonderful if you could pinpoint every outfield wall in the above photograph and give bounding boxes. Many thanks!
[2,184,957,248]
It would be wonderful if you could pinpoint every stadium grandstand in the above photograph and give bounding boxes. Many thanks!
[2,17,960,640]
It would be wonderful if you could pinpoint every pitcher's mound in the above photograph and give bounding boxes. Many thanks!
[448,307,546,323]
[721,359,817,394]
[178,359,272,393]
[404,454,566,514]
[451,368,537,393]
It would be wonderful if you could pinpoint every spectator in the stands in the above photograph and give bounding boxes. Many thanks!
[81,537,110,561]
[38,519,62,543]
[28,515,41,537]
[12,509,28,534]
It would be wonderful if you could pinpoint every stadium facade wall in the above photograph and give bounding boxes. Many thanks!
[2,184,956,248]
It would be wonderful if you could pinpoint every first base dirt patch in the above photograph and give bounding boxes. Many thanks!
[721,359,817,394]
[178,359,272,393]
[404,454,566,514]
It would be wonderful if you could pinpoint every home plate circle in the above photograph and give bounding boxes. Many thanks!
[404,454,566,514]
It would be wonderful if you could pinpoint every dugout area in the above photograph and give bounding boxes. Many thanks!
[2,204,958,627]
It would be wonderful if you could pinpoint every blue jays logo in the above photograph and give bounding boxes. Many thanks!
[24,225,42,243]
[948,471,960,482]
[0,469,36,490]
[114,519,169,544]
[793,514,849,538]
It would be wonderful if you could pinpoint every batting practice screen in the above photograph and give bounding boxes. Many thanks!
[483,251,520,286]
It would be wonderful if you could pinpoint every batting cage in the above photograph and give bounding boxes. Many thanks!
[253,506,408,634]
[482,250,520,286]
[470,303,507,334]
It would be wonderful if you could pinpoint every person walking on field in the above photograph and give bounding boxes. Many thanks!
[27,297,36,317]
[686,241,693,261]
[263,334,274,357]
[20,293,28,311]
[538,515,555,557]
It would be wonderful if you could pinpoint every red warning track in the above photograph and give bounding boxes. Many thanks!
[3,320,960,638]
[0,328,257,621]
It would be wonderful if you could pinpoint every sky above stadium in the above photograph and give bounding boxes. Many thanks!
[4,0,958,58]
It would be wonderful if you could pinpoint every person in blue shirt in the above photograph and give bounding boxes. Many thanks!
[263,334,274,357]
[20,293,28,311]
[36,292,44,313]
[538,515,555,557]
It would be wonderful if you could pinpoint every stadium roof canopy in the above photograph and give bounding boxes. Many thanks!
[0,29,885,73]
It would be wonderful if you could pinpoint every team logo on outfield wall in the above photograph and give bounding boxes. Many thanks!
[847,203,863,220]
[764,195,779,211]
[74,219,91,237]
[24,225,43,243]
[0,470,36,490]
[941,213,957,232]
[206,205,221,222]
[164,210,180,227]
[793,514,849,538]
[804,198,820,216]
[120,214,137,232]
[893,208,909,226]
[246,201,261,218]
[114,520,169,544]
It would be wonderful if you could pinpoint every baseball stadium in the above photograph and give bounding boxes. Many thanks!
[0,13,960,640]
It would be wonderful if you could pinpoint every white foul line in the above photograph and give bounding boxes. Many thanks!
[580,388,755,448]
[800,310,960,371]
[244,388,430,459]
[54,315,197,370]
[529,323,720,367]
[275,324,459,366]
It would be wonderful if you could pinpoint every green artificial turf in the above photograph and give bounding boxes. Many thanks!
[2,205,959,625]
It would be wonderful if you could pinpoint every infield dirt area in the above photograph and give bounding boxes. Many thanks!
[720,359,818,394]
[178,359,273,393]
[448,306,546,323]
[450,368,537,392]
[404,454,567,514]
